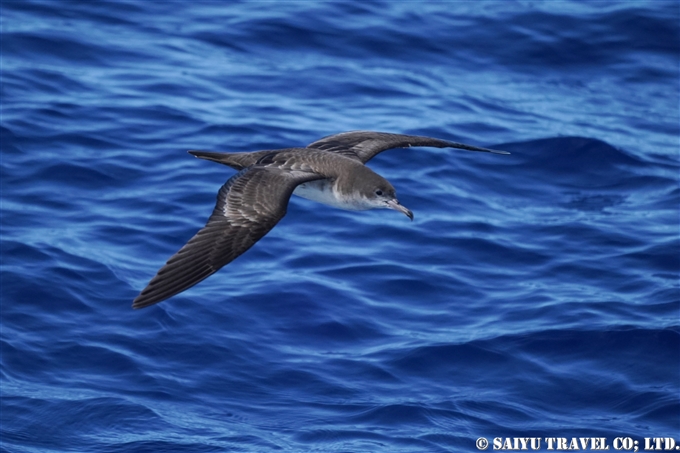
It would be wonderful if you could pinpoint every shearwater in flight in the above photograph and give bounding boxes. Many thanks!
[132,131,509,309]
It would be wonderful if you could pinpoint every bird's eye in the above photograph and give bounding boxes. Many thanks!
[375,189,383,196]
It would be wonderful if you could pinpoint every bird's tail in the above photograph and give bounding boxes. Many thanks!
[188,149,280,170]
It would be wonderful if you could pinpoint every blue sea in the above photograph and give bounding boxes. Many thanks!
[2,1,679,452]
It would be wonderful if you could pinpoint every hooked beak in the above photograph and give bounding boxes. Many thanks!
[386,199,414,221]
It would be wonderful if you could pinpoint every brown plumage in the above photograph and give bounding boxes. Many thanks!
[132,131,508,309]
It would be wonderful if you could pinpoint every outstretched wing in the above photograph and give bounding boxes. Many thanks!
[307,130,509,163]
[132,165,323,309]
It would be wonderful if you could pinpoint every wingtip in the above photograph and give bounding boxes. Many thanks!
[468,145,511,155]
[131,294,160,310]
[444,140,511,156]
[131,300,147,310]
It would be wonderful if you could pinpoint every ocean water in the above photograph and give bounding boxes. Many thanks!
[1,1,679,452]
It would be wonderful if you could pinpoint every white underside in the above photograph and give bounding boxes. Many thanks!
[293,180,368,211]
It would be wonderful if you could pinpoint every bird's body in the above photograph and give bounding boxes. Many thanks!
[293,179,342,208]
[132,131,508,309]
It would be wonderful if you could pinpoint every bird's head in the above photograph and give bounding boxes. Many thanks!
[350,170,413,220]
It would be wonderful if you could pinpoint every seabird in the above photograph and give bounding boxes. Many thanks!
[132,131,509,309]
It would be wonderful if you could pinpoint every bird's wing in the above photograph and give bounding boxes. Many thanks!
[132,165,323,309]
[307,130,509,163]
